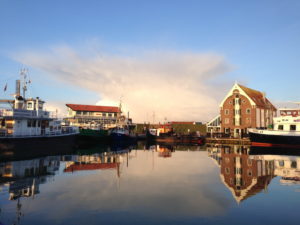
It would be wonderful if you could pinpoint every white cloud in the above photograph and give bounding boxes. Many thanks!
[13,45,234,122]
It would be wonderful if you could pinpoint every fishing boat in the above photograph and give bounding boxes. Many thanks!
[249,106,300,148]
[0,70,79,151]
[109,103,136,143]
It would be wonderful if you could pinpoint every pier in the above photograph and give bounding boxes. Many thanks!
[206,137,251,145]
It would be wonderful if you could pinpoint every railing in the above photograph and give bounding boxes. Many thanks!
[0,109,50,118]
[0,126,79,138]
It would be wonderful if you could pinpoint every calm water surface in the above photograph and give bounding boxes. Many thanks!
[1,144,300,225]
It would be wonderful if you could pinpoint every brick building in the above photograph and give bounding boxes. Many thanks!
[220,83,276,137]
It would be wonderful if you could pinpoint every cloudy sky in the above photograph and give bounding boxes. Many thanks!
[0,0,300,122]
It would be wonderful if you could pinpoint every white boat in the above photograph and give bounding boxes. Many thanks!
[0,70,79,151]
[249,106,300,148]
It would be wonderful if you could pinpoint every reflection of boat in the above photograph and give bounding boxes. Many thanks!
[249,107,300,148]
[249,154,300,186]
[0,70,79,151]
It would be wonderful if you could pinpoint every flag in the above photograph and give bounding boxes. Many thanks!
[4,83,7,92]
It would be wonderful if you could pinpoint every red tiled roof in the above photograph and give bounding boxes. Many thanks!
[66,104,120,113]
[238,84,276,110]
[64,163,118,172]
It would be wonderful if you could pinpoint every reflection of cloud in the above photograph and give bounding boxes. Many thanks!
[21,151,232,224]
[13,46,234,122]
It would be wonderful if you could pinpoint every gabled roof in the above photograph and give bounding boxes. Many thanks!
[238,84,276,110]
[66,104,120,113]
[219,83,276,110]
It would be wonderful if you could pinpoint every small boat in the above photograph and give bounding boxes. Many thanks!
[249,106,300,148]
[146,126,205,145]
[0,70,79,151]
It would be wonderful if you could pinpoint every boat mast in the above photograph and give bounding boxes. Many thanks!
[20,68,28,99]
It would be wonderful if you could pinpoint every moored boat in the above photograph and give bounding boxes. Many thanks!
[249,107,300,148]
[0,71,79,151]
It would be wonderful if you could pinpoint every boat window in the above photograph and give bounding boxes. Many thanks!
[27,102,33,109]
[278,125,284,130]
[27,120,32,127]
[279,160,284,167]
[291,161,297,168]
[290,125,296,131]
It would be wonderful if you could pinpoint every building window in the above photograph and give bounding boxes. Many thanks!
[225,109,229,115]
[225,168,230,174]
[248,169,252,176]
[290,125,296,131]
[278,125,284,130]
[229,101,232,104]
[246,108,251,114]
[235,98,240,105]
[225,118,229,124]
[225,157,230,163]
[76,111,81,115]
[246,118,251,124]
[247,159,252,166]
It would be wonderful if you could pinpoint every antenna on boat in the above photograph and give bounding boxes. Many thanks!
[20,68,29,99]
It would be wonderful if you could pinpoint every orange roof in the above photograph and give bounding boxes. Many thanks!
[66,104,120,113]
[64,163,118,172]
[238,84,276,110]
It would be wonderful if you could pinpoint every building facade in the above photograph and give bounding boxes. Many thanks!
[65,104,120,129]
[220,83,277,137]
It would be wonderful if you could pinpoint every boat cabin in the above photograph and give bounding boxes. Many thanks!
[273,108,300,132]
[0,95,59,137]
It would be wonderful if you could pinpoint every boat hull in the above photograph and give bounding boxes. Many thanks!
[249,130,300,148]
[110,133,136,143]
[0,133,79,155]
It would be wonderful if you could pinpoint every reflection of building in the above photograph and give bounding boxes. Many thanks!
[215,83,277,137]
[0,156,60,200]
[65,104,120,129]
[148,145,174,158]
[207,144,276,203]
[63,152,129,177]
[250,155,300,185]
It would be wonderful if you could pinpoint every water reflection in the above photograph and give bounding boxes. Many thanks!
[207,144,276,203]
[1,144,300,225]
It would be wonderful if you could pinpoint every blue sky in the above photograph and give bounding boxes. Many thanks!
[0,0,300,122]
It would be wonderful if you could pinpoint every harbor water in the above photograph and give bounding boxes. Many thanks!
[1,143,300,225]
